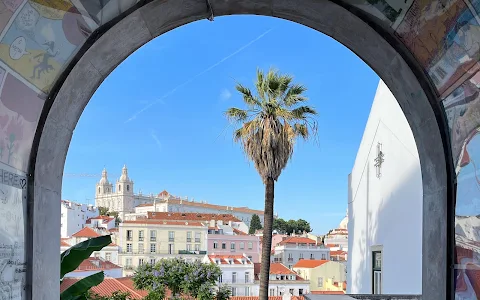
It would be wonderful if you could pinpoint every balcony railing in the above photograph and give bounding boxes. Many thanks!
[195,238,201,243]
[150,237,156,242]
[169,238,175,242]
[120,250,186,255]
[287,258,293,262]
[178,250,207,255]
[219,279,254,284]
[187,238,192,242]
[126,237,133,241]
[139,237,144,241]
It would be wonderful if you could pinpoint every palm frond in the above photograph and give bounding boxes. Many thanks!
[225,107,248,122]
[283,84,308,107]
[290,106,318,119]
[236,84,261,108]
[293,123,309,140]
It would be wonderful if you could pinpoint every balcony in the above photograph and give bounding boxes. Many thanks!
[273,258,282,263]
[126,237,133,241]
[220,279,254,284]
[169,238,175,242]
[178,250,207,255]
[195,238,201,243]
[287,258,293,262]
[139,237,144,241]
[150,237,156,242]
[187,238,192,242]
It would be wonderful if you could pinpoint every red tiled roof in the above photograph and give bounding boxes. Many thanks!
[293,260,329,268]
[146,212,241,223]
[278,237,317,246]
[254,263,295,275]
[73,258,121,272]
[123,220,205,227]
[233,228,247,235]
[310,291,345,295]
[61,277,147,299]
[330,250,347,256]
[86,216,115,224]
[231,297,304,300]
[109,228,118,232]
[61,240,70,247]
[72,227,101,238]
[208,255,253,265]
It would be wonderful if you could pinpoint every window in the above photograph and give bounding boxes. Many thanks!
[150,258,156,265]
[150,243,156,253]
[213,241,218,249]
[125,258,132,267]
[269,289,275,296]
[105,252,111,261]
[98,187,100,194]
[139,258,144,266]
[168,244,174,254]
[288,253,293,261]
[299,289,304,295]
[231,243,235,250]
[372,250,382,294]
[245,272,250,283]
[232,272,237,283]
[126,230,133,241]
[150,230,156,241]
[187,231,192,242]
[248,242,253,249]
[127,185,130,191]
[289,289,294,295]
[222,242,226,249]
[126,243,132,253]
[195,232,201,243]
[231,287,236,296]
[139,230,144,241]
[119,185,121,192]
[240,242,244,249]
[138,243,144,254]
[195,244,200,251]
[248,256,253,262]
[244,287,250,296]
[317,277,323,287]
[187,244,192,251]
[169,231,175,242]
[299,253,303,259]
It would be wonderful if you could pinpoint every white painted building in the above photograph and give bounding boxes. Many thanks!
[271,237,330,269]
[61,227,120,265]
[85,215,116,231]
[61,200,98,238]
[94,166,264,226]
[204,254,257,296]
[255,263,310,296]
[347,80,422,294]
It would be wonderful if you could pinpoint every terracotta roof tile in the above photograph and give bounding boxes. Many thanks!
[146,212,241,223]
[61,240,70,247]
[73,258,121,272]
[254,263,299,276]
[293,260,329,268]
[233,228,247,235]
[71,227,101,238]
[278,237,317,246]
[231,297,304,300]
[208,255,253,265]
[123,220,205,227]
[61,278,147,299]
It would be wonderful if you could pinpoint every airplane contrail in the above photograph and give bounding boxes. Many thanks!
[125,28,274,123]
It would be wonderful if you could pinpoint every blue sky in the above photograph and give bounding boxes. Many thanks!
[62,15,380,234]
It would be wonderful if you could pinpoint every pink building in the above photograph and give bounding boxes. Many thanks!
[207,230,261,263]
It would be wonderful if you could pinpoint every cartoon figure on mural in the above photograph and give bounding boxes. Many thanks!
[30,40,57,79]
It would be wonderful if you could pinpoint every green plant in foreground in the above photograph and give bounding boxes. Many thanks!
[60,234,112,300]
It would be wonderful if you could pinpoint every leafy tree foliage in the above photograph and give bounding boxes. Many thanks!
[248,214,263,234]
[87,291,132,300]
[133,258,230,300]
[273,218,312,234]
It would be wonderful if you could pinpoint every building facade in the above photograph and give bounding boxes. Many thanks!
[293,260,346,293]
[61,200,98,237]
[347,80,422,294]
[63,257,123,278]
[204,254,257,297]
[207,230,261,263]
[254,263,309,296]
[271,237,330,270]
[118,219,208,275]
[85,215,116,231]
[94,166,264,226]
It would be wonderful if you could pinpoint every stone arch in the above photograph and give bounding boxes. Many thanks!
[29,0,452,299]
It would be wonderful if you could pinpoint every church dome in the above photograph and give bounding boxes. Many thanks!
[338,208,348,230]
[119,164,130,182]
[99,168,109,185]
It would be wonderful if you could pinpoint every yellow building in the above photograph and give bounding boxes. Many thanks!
[293,260,346,292]
[118,219,208,275]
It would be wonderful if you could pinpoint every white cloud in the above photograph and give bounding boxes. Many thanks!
[220,88,232,101]
[150,130,162,150]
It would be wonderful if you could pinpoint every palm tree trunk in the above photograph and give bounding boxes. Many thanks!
[259,177,275,300]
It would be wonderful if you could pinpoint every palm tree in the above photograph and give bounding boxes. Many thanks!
[225,68,318,300]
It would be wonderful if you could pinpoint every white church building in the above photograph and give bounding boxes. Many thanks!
[347,80,423,294]
[95,166,265,225]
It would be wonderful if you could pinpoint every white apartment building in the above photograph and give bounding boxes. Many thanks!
[271,237,330,269]
[61,227,120,265]
[61,200,98,237]
[254,263,310,296]
[94,166,264,226]
[347,80,422,294]
[204,254,257,297]
[85,215,116,231]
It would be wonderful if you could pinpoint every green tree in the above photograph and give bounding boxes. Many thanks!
[249,214,263,234]
[133,258,227,300]
[98,207,109,216]
[296,218,312,233]
[272,218,287,234]
[226,68,317,300]
[86,291,132,300]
